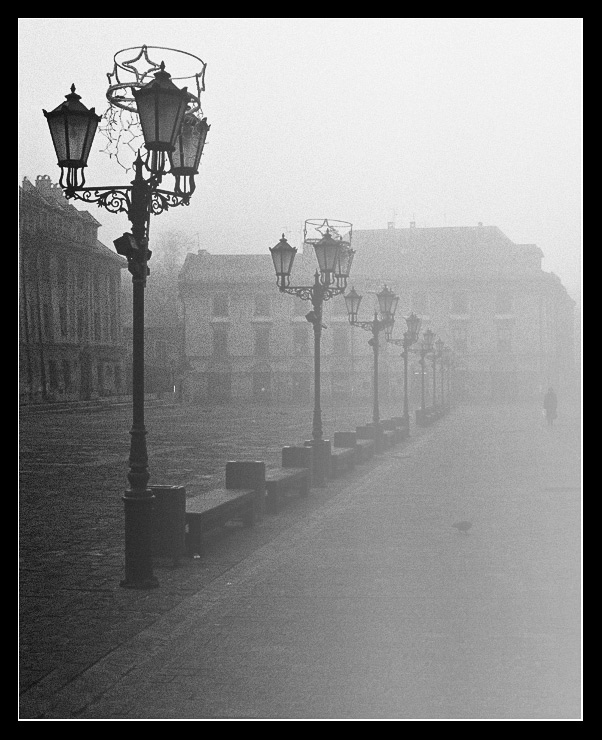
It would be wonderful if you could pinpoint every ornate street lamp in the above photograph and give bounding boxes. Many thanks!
[269,219,353,485]
[346,285,399,427]
[387,312,423,426]
[419,328,435,415]
[43,46,210,590]
[43,85,102,190]
[434,338,445,408]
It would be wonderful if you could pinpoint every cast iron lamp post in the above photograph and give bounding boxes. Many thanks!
[387,312,422,425]
[270,222,354,485]
[419,328,435,414]
[433,338,445,409]
[43,55,210,590]
[345,285,399,425]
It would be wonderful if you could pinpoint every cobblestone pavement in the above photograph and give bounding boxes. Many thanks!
[19,400,581,719]
[19,400,395,705]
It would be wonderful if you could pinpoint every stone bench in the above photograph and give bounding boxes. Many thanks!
[185,461,265,556]
[357,423,384,453]
[391,416,410,440]
[330,444,355,477]
[334,430,374,465]
[265,445,312,514]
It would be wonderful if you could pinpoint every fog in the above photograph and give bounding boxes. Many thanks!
[18,18,582,299]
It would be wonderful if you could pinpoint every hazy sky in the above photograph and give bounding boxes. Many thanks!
[18,18,582,298]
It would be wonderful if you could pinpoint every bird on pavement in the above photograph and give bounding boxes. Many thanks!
[452,521,472,534]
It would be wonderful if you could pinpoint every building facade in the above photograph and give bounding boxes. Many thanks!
[178,224,576,405]
[19,175,127,404]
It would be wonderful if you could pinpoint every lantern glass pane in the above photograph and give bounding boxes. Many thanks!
[335,246,355,278]
[158,94,187,148]
[135,89,187,151]
[170,117,208,173]
[270,238,296,277]
[314,235,340,274]
[344,288,362,317]
[67,114,96,164]
[47,115,68,163]
[135,94,158,146]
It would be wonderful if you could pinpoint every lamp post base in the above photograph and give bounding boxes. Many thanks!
[120,492,159,589]
[304,439,331,487]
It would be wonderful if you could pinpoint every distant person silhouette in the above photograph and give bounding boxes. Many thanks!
[543,387,558,426]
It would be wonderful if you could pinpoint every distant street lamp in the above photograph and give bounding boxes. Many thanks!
[43,46,210,589]
[345,285,399,425]
[387,312,422,425]
[419,328,435,414]
[434,338,445,408]
[270,220,354,485]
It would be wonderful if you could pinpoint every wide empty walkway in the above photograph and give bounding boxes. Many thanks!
[40,404,581,719]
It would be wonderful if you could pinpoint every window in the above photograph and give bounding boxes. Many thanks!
[43,303,53,340]
[62,360,71,390]
[97,363,105,393]
[48,360,59,390]
[495,292,512,314]
[497,322,512,353]
[254,326,271,356]
[412,292,428,315]
[78,308,86,340]
[212,293,229,317]
[332,326,349,356]
[451,292,469,314]
[94,311,101,341]
[254,294,271,317]
[212,326,229,357]
[155,340,168,361]
[59,305,68,338]
[293,324,309,355]
[451,324,468,353]
[114,365,122,392]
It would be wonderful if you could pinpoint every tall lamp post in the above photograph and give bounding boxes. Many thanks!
[387,312,422,425]
[344,286,399,425]
[441,345,449,409]
[269,220,354,485]
[43,48,210,589]
[433,338,445,409]
[419,328,435,415]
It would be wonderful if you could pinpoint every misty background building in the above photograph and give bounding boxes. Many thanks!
[19,175,127,404]
[178,223,576,405]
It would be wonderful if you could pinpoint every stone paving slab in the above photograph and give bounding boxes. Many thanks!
[20,403,581,720]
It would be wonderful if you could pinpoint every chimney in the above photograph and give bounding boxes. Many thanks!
[387,221,395,230]
[410,221,416,228]
[35,174,52,191]
[478,222,483,227]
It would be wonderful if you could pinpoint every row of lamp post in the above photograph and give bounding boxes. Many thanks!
[270,230,454,456]
[41,45,454,590]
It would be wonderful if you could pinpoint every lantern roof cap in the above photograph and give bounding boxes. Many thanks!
[44,85,101,120]
[136,61,188,96]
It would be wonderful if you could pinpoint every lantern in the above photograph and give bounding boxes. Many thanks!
[405,312,421,341]
[270,235,297,288]
[132,62,189,172]
[422,328,435,352]
[43,85,101,189]
[313,230,342,282]
[344,287,362,323]
[435,338,445,355]
[169,113,210,195]
[334,244,355,288]
[377,285,399,321]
